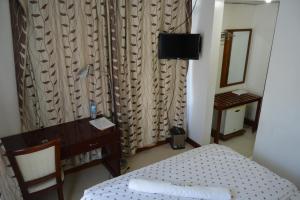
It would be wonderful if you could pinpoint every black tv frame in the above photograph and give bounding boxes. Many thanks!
[158,33,202,60]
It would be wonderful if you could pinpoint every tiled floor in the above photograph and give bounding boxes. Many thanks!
[220,128,256,158]
[219,127,256,158]
[43,129,255,200]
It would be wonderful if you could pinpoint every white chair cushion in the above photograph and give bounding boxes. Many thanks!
[16,146,56,182]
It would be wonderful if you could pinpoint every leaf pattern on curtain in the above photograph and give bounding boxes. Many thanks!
[57,0,84,120]
[151,0,189,142]
[110,0,191,155]
[27,0,64,127]
[0,1,26,199]
[18,0,112,130]
[82,0,112,116]
[9,0,29,130]
[24,0,114,168]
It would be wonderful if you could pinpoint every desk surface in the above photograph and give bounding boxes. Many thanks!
[214,92,262,110]
[1,118,120,160]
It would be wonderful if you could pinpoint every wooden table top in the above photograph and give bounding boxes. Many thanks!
[1,117,120,159]
[214,92,262,110]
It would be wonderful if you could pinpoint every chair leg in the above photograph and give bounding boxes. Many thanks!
[57,185,64,200]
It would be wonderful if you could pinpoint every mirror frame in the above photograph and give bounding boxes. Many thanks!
[220,29,252,88]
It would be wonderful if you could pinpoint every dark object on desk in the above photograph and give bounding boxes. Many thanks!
[170,127,185,149]
[7,139,64,200]
[2,117,121,178]
[213,92,262,144]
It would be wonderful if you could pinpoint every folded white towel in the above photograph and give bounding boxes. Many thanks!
[128,178,231,200]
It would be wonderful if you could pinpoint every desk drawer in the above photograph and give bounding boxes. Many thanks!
[63,135,119,158]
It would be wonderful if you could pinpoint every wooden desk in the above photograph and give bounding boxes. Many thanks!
[1,117,121,177]
[213,92,262,144]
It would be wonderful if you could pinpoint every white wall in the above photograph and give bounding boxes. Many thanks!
[215,3,278,121]
[245,3,279,120]
[246,4,279,96]
[253,0,300,188]
[0,0,21,138]
[187,0,224,145]
[215,4,255,94]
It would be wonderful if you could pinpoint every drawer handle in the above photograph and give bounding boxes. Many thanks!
[235,109,240,112]
[89,143,98,147]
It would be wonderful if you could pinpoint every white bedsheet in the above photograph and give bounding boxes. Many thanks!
[81,144,300,200]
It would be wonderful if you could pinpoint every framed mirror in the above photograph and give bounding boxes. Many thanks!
[220,29,252,87]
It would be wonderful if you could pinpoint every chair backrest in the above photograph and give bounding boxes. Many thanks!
[8,139,61,197]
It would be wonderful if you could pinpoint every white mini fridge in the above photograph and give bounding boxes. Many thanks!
[213,105,246,136]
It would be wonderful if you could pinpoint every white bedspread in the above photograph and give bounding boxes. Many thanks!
[81,144,300,200]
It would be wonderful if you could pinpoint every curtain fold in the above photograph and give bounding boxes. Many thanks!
[0,1,26,199]
[21,0,114,169]
[1,0,192,199]
[111,0,191,155]
[23,0,113,129]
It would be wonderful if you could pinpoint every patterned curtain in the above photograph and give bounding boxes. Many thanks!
[14,0,114,171]
[0,1,25,200]
[1,0,191,199]
[12,0,192,155]
[21,0,112,130]
[110,0,192,155]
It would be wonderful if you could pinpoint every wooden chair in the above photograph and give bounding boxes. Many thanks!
[7,139,64,200]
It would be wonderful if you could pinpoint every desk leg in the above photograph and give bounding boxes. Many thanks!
[253,99,262,132]
[103,143,121,177]
[214,110,222,144]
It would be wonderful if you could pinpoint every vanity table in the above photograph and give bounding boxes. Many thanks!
[213,92,262,144]
[213,29,262,143]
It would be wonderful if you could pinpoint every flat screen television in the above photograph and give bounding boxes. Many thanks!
[158,33,201,60]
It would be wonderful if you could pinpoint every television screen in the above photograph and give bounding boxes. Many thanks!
[158,33,201,60]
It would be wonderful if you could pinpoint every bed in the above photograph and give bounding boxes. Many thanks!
[81,144,300,200]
